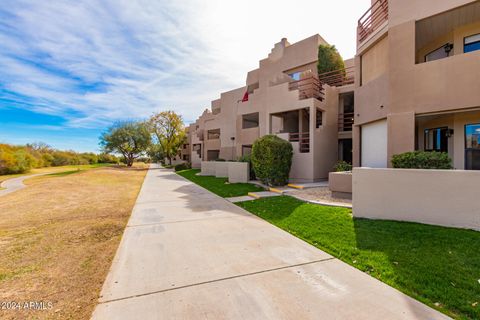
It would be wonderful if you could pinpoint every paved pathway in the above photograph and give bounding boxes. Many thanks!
[92,164,449,320]
[0,173,46,197]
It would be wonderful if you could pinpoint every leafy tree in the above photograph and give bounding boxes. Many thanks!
[100,121,151,167]
[317,44,345,75]
[149,111,186,165]
[146,143,165,163]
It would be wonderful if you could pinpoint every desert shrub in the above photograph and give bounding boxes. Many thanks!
[251,135,293,186]
[238,154,255,180]
[98,153,119,164]
[80,152,99,164]
[391,151,452,169]
[0,144,35,174]
[174,162,191,171]
[333,160,352,172]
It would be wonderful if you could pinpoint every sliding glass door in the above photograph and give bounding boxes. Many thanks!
[465,124,480,170]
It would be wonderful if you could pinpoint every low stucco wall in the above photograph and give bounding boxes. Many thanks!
[200,161,215,176]
[227,162,249,183]
[200,161,249,183]
[329,172,352,199]
[353,168,480,231]
[214,162,229,178]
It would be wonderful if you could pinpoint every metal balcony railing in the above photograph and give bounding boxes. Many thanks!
[319,66,355,87]
[358,0,388,44]
[338,112,354,132]
[289,132,310,153]
[289,76,324,101]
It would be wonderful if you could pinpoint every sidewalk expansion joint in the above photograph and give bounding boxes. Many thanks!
[98,257,335,305]
[126,215,244,228]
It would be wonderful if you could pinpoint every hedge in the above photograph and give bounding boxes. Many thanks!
[391,151,452,169]
[174,162,192,172]
[251,135,293,186]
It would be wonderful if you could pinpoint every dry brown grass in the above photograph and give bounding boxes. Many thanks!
[0,166,147,320]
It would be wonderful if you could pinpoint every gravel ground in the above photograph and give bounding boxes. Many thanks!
[287,187,352,204]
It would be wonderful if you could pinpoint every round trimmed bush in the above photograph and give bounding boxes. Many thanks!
[391,151,452,169]
[251,135,293,186]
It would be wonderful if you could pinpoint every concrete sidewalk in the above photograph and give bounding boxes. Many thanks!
[0,173,46,197]
[92,164,449,320]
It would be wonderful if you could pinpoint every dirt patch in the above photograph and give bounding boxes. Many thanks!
[287,187,352,204]
[0,167,146,320]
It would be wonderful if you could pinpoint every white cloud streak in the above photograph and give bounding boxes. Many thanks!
[0,0,370,128]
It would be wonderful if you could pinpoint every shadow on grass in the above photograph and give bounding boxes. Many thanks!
[46,170,81,177]
[353,218,480,319]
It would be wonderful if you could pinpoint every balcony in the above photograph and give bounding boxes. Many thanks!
[338,112,354,132]
[319,66,355,87]
[289,132,310,153]
[289,76,324,101]
[357,0,388,45]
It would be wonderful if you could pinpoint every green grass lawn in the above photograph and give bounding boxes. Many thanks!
[237,196,480,320]
[176,169,264,198]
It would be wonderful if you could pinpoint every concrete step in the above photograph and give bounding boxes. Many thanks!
[247,191,282,199]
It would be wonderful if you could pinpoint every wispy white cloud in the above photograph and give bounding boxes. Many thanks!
[0,0,370,130]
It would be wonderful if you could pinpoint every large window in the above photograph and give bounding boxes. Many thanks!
[464,33,480,53]
[465,123,480,170]
[207,129,220,140]
[424,127,448,153]
[242,113,259,129]
[207,150,220,161]
[425,43,452,62]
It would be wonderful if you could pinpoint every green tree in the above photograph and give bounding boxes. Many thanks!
[100,121,151,167]
[149,111,185,165]
[317,44,345,75]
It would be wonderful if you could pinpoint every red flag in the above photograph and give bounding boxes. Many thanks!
[241,91,249,102]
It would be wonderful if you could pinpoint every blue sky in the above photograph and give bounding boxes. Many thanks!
[0,0,370,152]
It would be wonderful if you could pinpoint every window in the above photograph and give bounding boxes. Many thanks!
[464,33,480,53]
[424,127,448,153]
[289,72,301,81]
[242,145,252,156]
[465,123,480,170]
[242,113,259,129]
[288,69,311,81]
[207,129,220,140]
[424,43,452,62]
[207,150,220,161]
[316,109,323,128]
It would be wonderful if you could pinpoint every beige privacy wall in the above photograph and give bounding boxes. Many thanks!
[353,168,480,231]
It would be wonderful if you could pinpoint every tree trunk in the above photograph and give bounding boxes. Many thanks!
[168,156,172,165]
[127,155,134,167]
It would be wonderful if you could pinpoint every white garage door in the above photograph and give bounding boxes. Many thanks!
[361,119,387,168]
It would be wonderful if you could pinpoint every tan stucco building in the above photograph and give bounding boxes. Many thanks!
[189,35,355,182]
[354,0,480,170]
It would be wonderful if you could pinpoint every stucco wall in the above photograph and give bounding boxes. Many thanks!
[328,172,352,193]
[353,167,480,231]
[389,0,478,28]
[361,36,389,85]
[200,161,250,183]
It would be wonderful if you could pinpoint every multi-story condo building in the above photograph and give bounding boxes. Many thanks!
[354,0,480,170]
[188,35,355,182]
